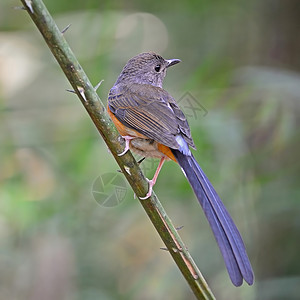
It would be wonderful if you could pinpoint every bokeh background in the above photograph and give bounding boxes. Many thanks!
[1,0,300,299]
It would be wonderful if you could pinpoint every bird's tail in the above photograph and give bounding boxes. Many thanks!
[172,149,254,286]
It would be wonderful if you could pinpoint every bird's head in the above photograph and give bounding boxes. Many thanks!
[115,52,181,88]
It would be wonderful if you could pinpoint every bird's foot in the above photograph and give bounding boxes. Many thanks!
[139,178,154,200]
[118,136,134,156]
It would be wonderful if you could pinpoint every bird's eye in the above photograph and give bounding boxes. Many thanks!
[154,64,161,72]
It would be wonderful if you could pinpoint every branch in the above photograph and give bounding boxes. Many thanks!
[20,0,215,299]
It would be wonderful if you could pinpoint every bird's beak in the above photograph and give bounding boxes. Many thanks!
[166,59,181,68]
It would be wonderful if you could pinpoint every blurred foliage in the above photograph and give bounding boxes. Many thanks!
[0,0,300,299]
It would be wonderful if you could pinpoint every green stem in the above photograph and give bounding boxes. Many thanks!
[20,0,215,299]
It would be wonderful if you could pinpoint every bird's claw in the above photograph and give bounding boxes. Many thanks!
[118,145,130,156]
[118,136,134,156]
[139,178,154,200]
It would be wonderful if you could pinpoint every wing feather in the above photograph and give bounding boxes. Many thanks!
[108,83,195,149]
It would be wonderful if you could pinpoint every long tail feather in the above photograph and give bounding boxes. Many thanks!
[172,149,254,286]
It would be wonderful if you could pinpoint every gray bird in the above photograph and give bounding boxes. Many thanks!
[108,52,254,286]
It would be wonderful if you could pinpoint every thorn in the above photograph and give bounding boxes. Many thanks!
[137,157,146,164]
[13,6,26,10]
[61,24,71,34]
[24,0,34,13]
[66,89,76,94]
[124,166,131,175]
[77,86,87,102]
[94,79,104,91]
[160,247,169,251]
[176,226,184,231]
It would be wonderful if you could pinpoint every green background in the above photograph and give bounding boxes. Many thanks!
[1,0,299,299]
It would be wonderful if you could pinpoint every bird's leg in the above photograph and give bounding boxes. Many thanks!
[140,157,166,200]
[118,135,135,156]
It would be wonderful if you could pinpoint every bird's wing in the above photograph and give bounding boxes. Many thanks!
[108,83,195,149]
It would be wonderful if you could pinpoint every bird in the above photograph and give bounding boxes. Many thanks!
[107,52,254,286]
